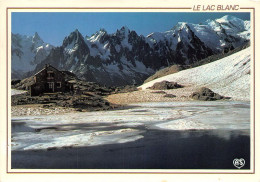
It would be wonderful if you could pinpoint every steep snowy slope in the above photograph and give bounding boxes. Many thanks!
[12,32,54,78]
[140,47,251,100]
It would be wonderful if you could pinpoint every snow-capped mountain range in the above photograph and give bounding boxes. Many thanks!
[12,32,54,78]
[12,15,250,86]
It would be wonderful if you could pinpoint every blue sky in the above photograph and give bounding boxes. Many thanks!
[12,12,250,46]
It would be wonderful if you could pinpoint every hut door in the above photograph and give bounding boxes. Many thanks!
[48,82,55,92]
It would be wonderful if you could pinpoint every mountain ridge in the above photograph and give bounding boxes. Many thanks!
[11,32,54,78]
[12,15,250,86]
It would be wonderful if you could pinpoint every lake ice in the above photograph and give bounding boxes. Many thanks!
[11,101,250,151]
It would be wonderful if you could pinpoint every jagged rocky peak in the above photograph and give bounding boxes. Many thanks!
[120,26,130,32]
[128,30,140,44]
[62,29,86,48]
[32,32,43,43]
[114,26,139,42]
[171,22,194,39]
[88,28,108,43]
[115,26,137,45]
[116,26,131,36]
[99,28,107,33]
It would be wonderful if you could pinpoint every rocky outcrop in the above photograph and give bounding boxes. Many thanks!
[11,80,21,86]
[113,85,138,93]
[144,65,187,83]
[12,76,35,90]
[190,87,231,101]
[11,92,114,111]
[56,93,111,111]
[148,81,183,90]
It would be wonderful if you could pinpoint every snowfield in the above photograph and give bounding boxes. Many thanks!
[140,47,251,101]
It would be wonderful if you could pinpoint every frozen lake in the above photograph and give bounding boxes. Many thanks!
[11,101,250,169]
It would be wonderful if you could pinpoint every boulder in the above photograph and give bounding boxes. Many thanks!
[164,94,176,98]
[190,87,231,101]
[114,85,138,93]
[151,91,166,94]
[11,79,21,85]
[148,81,183,90]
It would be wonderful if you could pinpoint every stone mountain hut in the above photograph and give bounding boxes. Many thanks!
[30,64,73,96]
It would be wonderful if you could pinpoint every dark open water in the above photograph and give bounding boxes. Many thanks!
[11,128,250,169]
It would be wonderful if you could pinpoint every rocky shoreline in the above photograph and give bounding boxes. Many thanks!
[11,77,140,116]
[11,91,120,116]
[12,80,232,117]
[11,104,76,116]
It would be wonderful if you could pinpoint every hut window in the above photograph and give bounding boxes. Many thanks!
[47,71,54,78]
[56,82,61,88]
[48,82,54,89]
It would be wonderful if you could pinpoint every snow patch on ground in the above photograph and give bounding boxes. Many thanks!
[140,47,251,101]
[11,89,27,96]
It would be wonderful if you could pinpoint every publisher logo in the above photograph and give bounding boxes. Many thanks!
[233,158,245,169]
